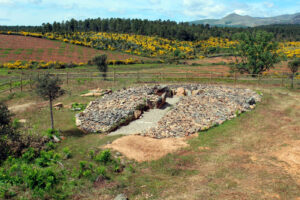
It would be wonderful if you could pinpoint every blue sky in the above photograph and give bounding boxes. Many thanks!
[0,0,299,25]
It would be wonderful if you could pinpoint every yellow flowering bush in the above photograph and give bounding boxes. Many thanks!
[0,31,299,59]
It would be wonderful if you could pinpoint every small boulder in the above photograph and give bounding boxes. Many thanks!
[52,135,61,143]
[114,194,128,200]
[186,89,192,96]
[19,119,27,123]
[64,104,72,109]
[89,88,103,93]
[134,110,142,119]
[192,90,199,96]
[176,87,186,96]
[54,102,63,110]
[80,92,103,97]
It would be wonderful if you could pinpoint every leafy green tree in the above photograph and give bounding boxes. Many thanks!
[232,31,281,76]
[288,59,300,88]
[92,55,108,79]
[35,73,65,130]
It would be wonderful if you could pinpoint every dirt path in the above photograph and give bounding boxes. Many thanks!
[109,97,180,136]
[104,135,189,162]
[8,101,48,113]
[8,102,36,113]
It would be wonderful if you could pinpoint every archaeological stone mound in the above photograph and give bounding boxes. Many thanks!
[76,84,261,138]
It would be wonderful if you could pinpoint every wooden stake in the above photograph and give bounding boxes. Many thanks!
[10,79,12,93]
[20,75,23,92]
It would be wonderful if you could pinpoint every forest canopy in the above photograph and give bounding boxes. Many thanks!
[0,18,300,41]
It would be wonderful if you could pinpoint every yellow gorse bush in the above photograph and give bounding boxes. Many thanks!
[0,60,88,69]
[1,31,299,59]
[0,59,140,70]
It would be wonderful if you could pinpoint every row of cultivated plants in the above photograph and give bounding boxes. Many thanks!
[0,73,126,199]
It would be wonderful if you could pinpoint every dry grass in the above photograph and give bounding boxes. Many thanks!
[1,72,299,199]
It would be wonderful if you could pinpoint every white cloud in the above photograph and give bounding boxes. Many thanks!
[0,0,299,25]
[233,9,247,15]
[182,0,227,19]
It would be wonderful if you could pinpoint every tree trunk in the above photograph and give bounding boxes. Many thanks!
[49,99,54,130]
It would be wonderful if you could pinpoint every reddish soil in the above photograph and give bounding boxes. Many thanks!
[0,35,152,63]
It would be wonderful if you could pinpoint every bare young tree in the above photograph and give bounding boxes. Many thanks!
[35,73,65,130]
[288,59,300,89]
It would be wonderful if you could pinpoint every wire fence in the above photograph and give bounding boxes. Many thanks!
[0,71,299,94]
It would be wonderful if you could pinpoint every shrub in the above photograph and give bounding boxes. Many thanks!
[62,147,72,159]
[0,102,19,161]
[89,150,95,159]
[96,166,107,177]
[91,55,108,79]
[35,150,60,167]
[22,148,37,163]
[95,150,111,164]
[71,103,86,111]
[77,161,94,178]
[21,165,61,193]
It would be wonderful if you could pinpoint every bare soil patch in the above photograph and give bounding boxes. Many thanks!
[103,135,188,162]
[0,35,152,63]
[8,102,36,113]
[273,140,300,185]
[8,101,48,113]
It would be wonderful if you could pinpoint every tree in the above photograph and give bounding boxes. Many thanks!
[92,55,108,79]
[288,59,300,88]
[35,73,65,130]
[232,31,281,76]
[0,102,17,161]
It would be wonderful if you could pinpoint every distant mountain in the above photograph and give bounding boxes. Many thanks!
[190,13,300,27]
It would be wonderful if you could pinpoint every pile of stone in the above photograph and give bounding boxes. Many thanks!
[141,84,261,138]
[76,86,171,133]
[80,88,112,97]
[76,84,261,138]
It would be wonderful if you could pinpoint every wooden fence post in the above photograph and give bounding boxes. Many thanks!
[137,69,140,83]
[10,79,12,93]
[113,68,116,84]
[234,72,237,86]
[66,72,69,85]
[30,75,32,89]
[281,72,284,87]
[210,72,212,84]
[20,75,23,92]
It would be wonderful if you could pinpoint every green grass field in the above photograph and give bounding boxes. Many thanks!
[0,61,299,199]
